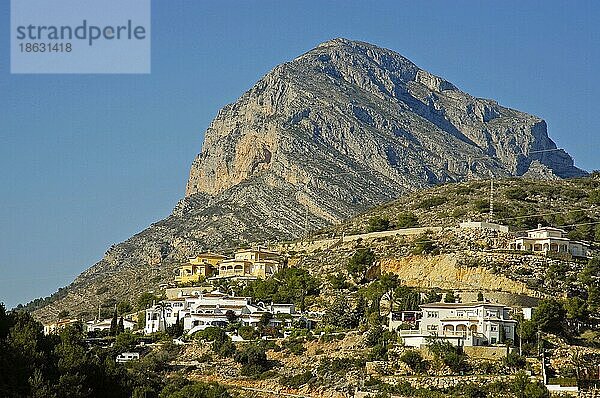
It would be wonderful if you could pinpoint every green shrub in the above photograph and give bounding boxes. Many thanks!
[589,189,600,204]
[400,350,427,373]
[412,235,438,255]
[241,268,319,312]
[531,299,566,335]
[136,292,161,310]
[452,208,468,218]
[505,187,528,201]
[117,300,133,315]
[327,273,349,290]
[368,344,388,361]
[455,186,473,195]
[368,216,391,232]
[279,371,313,387]
[562,187,587,200]
[427,338,469,373]
[547,377,577,387]
[101,298,117,308]
[417,196,447,209]
[281,338,306,355]
[473,199,490,212]
[318,357,366,374]
[509,371,550,397]
[238,326,258,341]
[396,212,419,228]
[96,286,109,295]
[443,291,457,303]
[195,327,236,357]
[503,351,526,370]
[160,381,232,398]
[346,248,376,280]
[323,296,360,329]
[234,344,271,378]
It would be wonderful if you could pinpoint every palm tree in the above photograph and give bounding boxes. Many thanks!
[216,279,232,294]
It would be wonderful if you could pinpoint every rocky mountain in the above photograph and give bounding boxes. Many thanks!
[30,38,585,321]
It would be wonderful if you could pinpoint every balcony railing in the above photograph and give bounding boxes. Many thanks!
[399,330,486,339]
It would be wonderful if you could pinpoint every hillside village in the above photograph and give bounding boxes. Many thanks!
[33,182,600,398]
[4,177,600,398]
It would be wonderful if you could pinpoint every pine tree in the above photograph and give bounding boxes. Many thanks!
[117,317,125,334]
[109,307,118,336]
[444,291,457,303]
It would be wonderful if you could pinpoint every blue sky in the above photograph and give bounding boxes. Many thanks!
[1,1,599,309]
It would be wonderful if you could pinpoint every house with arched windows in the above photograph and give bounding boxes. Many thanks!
[509,224,590,258]
[215,247,281,280]
[396,301,517,347]
[173,247,282,285]
[175,253,226,284]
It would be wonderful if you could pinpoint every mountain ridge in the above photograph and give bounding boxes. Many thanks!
[186,37,583,201]
[30,38,585,321]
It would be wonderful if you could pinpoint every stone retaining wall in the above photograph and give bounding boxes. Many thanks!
[380,374,529,390]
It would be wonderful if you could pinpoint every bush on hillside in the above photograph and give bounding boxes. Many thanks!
[368,216,391,232]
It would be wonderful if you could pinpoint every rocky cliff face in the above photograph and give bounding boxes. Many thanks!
[187,38,583,199]
[32,38,585,321]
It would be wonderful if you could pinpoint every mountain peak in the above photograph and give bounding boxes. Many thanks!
[315,37,399,52]
[315,37,378,49]
[316,37,353,46]
[187,39,584,198]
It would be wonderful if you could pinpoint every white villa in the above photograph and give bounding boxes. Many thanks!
[85,317,136,333]
[116,352,140,363]
[395,301,517,347]
[509,224,590,257]
[144,290,296,335]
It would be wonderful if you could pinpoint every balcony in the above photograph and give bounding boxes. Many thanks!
[399,330,486,339]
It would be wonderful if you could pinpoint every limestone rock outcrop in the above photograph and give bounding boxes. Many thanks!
[32,38,585,321]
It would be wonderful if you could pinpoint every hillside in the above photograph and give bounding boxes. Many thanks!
[276,175,600,305]
[318,175,600,238]
[29,38,586,321]
[26,174,600,323]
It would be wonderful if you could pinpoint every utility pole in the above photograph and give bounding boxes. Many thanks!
[488,178,494,222]
[519,316,522,356]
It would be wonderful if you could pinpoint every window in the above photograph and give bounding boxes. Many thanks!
[426,311,439,318]
[426,325,438,331]
[491,324,498,332]
[456,311,464,317]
